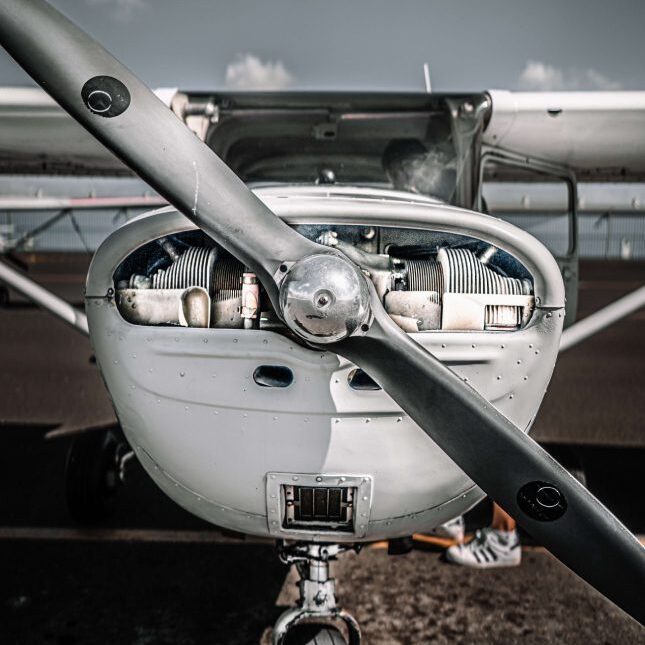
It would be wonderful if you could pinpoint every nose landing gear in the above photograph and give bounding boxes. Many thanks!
[273,542,361,645]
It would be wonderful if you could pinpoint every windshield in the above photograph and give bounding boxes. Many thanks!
[199,92,488,206]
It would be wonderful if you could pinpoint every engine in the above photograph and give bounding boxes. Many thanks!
[115,225,535,334]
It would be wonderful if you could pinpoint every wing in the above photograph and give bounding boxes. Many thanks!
[484,90,645,181]
[0,86,177,175]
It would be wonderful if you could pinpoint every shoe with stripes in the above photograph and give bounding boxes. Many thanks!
[445,527,521,568]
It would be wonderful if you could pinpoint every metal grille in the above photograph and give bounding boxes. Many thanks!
[283,485,354,531]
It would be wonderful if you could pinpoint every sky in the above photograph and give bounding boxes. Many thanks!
[1,0,645,92]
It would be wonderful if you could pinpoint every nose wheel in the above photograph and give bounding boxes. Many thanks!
[273,542,361,645]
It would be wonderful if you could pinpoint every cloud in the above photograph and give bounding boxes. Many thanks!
[518,61,564,91]
[518,60,622,91]
[225,54,294,91]
[86,0,147,22]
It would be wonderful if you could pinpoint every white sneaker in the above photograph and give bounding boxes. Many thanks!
[425,516,465,542]
[445,527,521,568]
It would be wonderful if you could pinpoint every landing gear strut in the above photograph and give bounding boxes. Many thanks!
[273,542,361,645]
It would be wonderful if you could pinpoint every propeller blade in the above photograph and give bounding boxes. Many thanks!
[332,293,645,625]
[0,0,319,306]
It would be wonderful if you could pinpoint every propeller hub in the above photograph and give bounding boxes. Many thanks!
[279,254,371,344]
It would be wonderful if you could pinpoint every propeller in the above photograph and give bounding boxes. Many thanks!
[2,0,643,625]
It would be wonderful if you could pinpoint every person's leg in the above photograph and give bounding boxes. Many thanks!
[491,503,516,532]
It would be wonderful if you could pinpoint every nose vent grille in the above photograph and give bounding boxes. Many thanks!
[283,485,355,531]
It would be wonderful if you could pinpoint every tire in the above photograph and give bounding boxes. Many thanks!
[283,624,348,645]
[65,428,122,523]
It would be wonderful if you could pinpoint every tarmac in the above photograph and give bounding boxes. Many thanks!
[0,259,644,644]
[2,536,644,645]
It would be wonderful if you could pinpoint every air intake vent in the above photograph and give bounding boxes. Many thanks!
[283,485,355,532]
[266,473,371,538]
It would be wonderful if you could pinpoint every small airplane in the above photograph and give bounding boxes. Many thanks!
[0,1,644,643]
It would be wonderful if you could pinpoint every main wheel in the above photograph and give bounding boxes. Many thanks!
[65,427,125,523]
[283,623,348,645]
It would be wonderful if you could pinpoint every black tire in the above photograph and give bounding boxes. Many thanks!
[283,624,347,645]
[65,428,122,523]
[0,286,9,307]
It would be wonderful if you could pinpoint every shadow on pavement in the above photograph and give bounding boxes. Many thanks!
[0,540,287,645]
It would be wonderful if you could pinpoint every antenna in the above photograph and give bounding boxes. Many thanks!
[423,63,432,93]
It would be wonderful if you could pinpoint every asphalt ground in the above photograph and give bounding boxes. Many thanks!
[0,258,644,643]
[2,539,644,645]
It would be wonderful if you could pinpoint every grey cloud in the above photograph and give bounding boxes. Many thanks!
[519,60,622,91]
[225,54,294,91]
